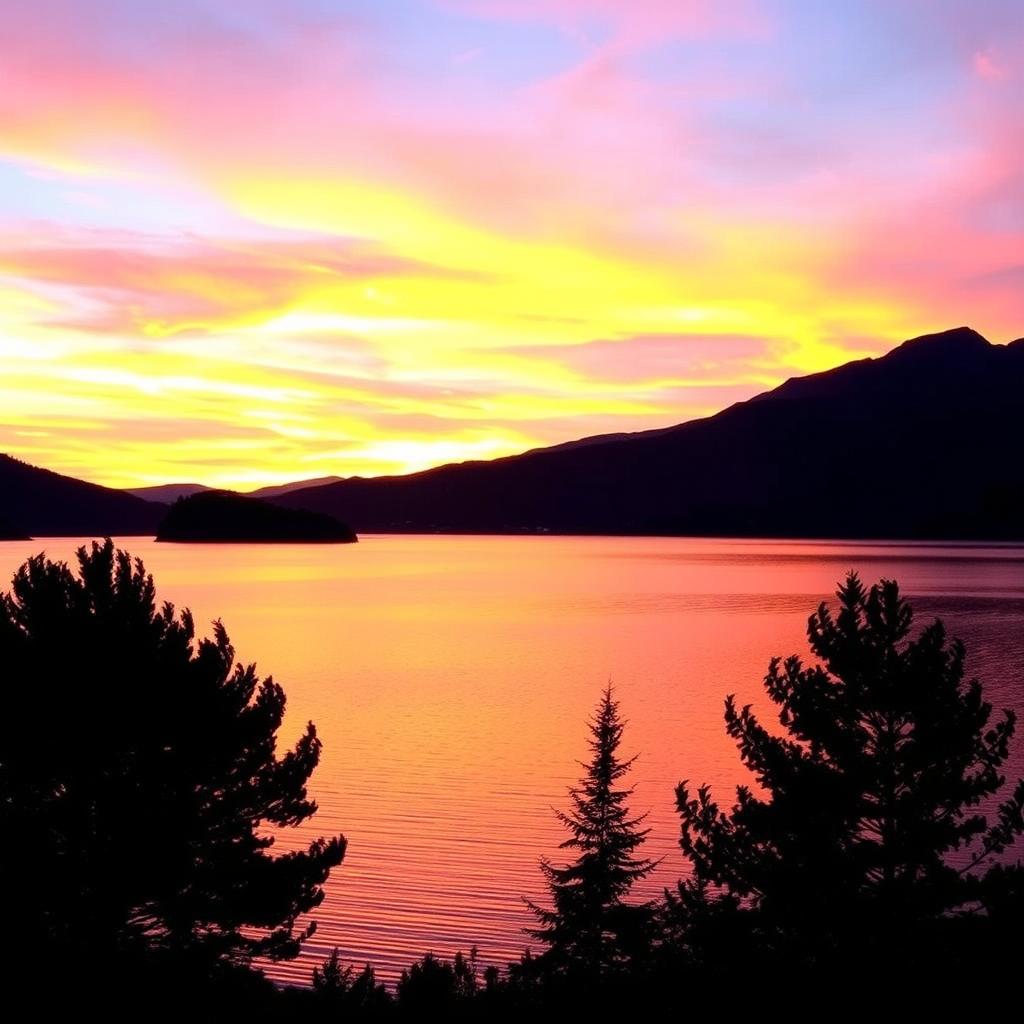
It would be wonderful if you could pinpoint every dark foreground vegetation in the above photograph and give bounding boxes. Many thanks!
[0,543,1021,1018]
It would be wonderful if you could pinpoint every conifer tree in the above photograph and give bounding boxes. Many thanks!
[0,540,346,986]
[311,948,390,1014]
[527,686,656,974]
[676,573,1024,962]
[397,949,480,1012]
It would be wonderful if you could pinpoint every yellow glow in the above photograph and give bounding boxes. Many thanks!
[0,172,961,488]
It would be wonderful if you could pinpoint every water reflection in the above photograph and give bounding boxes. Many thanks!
[1,535,1021,983]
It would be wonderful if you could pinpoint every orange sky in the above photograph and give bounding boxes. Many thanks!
[1,1,1022,488]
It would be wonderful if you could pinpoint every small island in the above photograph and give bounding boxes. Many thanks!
[156,490,357,544]
[0,515,31,541]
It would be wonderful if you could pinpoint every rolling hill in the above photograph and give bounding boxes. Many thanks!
[248,476,344,499]
[125,477,343,502]
[125,483,212,503]
[0,454,166,537]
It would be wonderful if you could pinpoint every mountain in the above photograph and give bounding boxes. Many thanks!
[247,476,344,499]
[125,478,343,502]
[275,327,1024,540]
[0,454,166,537]
[125,483,212,503]
[156,491,357,544]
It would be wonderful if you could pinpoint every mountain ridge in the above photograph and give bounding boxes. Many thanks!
[0,453,165,537]
[272,327,1024,539]
[5,327,1022,541]
[125,476,345,503]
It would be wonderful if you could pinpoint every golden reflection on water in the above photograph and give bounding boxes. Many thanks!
[2,535,1022,984]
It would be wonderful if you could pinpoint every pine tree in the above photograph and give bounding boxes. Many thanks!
[676,572,1024,964]
[397,949,480,1013]
[0,540,346,989]
[311,948,391,1014]
[527,686,656,975]
[312,947,352,994]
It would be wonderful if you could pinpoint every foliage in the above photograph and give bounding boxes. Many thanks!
[676,572,1024,962]
[527,686,656,975]
[0,540,346,984]
[396,949,480,1013]
[311,948,391,1016]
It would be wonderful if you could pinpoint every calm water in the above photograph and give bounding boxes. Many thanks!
[2,535,1023,984]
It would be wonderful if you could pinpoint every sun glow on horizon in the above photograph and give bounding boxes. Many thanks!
[1,1,1021,488]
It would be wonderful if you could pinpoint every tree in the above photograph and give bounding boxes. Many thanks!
[0,540,346,989]
[311,948,391,1015]
[676,573,1024,966]
[396,949,480,1013]
[527,686,656,975]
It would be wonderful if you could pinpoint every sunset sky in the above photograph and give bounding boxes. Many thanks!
[2,0,1022,488]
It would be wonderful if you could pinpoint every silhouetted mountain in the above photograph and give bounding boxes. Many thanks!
[126,478,344,502]
[276,327,1024,540]
[156,491,357,543]
[1,454,165,537]
[248,476,344,499]
[125,483,213,503]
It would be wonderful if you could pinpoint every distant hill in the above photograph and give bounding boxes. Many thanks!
[247,476,344,499]
[0,454,165,537]
[125,478,343,502]
[125,483,212,503]
[156,491,357,544]
[275,327,1024,540]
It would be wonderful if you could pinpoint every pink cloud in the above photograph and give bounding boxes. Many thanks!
[815,27,1024,336]
[509,334,779,385]
[973,49,1009,80]
[0,1,774,265]
[2,0,1022,355]
[0,224,469,334]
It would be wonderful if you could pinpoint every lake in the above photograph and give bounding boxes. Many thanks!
[1,535,1022,985]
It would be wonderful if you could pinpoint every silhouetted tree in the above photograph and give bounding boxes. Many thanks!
[0,540,346,993]
[527,686,656,975]
[657,875,751,973]
[312,947,350,994]
[311,948,391,1016]
[396,949,480,1014]
[676,573,1024,968]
